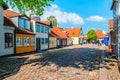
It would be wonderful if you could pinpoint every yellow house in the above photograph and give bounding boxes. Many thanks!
[15,28,36,54]
[49,33,57,49]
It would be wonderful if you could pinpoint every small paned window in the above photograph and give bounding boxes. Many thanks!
[16,37,22,46]
[5,33,13,48]
[24,37,30,46]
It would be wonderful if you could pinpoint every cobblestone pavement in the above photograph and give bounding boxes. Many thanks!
[0,44,119,80]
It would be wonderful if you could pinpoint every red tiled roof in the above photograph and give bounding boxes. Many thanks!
[51,26,67,39]
[66,28,81,37]
[96,30,106,39]
[31,18,49,26]
[109,19,114,29]
[4,10,20,18]
[4,10,31,20]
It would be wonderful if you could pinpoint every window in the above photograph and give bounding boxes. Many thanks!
[45,38,48,44]
[24,37,30,46]
[16,37,22,46]
[19,18,24,28]
[31,38,36,46]
[45,27,48,33]
[41,26,44,33]
[5,33,13,48]
[25,20,30,30]
[19,18,30,30]
[41,38,44,44]
[48,27,51,33]
[36,24,40,32]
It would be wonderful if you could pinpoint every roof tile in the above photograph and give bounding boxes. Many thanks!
[66,28,81,37]
[96,30,106,39]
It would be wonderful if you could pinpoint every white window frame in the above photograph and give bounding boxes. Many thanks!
[24,37,30,46]
[16,37,22,47]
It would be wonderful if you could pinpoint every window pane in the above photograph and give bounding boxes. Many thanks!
[19,18,24,28]
[41,26,44,33]
[45,38,48,44]
[41,38,44,44]
[24,37,29,46]
[16,37,22,46]
[44,27,48,33]
[36,24,40,32]
[25,20,30,30]
[49,27,51,33]
[5,33,13,48]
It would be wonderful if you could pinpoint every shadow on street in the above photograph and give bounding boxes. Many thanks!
[0,45,113,79]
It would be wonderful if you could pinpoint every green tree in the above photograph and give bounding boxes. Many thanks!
[0,0,54,16]
[87,29,97,40]
[47,16,57,26]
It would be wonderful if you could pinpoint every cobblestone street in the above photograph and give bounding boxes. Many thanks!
[0,44,120,80]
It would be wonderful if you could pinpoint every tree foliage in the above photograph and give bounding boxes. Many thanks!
[87,29,97,40]
[47,16,57,26]
[0,0,54,16]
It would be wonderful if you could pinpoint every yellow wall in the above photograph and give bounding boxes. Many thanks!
[49,37,57,48]
[16,34,36,54]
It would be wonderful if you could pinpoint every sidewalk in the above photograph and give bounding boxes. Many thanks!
[99,46,120,80]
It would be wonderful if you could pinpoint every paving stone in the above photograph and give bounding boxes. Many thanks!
[0,44,119,80]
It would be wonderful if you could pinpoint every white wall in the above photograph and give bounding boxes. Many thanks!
[72,37,79,45]
[67,38,72,45]
[31,20,36,33]
[3,26,15,56]
[0,6,4,56]
[31,20,49,50]
[11,17,18,27]
[36,33,48,50]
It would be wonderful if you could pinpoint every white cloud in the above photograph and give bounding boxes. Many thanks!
[86,16,106,22]
[102,30,107,34]
[41,4,84,25]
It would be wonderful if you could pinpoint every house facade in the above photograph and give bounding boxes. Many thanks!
[49,33,57,49]
[4,10,36,54]
[96,30,106,44]
[111,0,120,59]
[51,26,68,47]
[108,19,116,53]
[66,28,83,45]
[0,5,17,56]
[31,19,50,51]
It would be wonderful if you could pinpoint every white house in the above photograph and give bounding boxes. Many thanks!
[0,5,16,56]
[31,19,50,51]
[66,28,83,45]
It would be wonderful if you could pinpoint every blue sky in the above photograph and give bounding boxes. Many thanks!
[11,0,113,34]
[41,0,113,34]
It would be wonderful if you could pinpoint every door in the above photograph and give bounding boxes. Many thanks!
[36,38,40,51]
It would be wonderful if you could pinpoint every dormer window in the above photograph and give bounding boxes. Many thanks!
[19,17,30,30]
[19,18,24,29]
